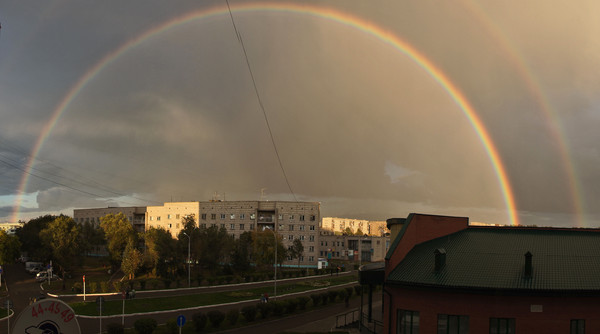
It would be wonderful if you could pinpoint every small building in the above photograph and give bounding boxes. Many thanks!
[384,213,600,334]
[318,232,390,263]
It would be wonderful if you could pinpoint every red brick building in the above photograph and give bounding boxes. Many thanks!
[383,213,600,334]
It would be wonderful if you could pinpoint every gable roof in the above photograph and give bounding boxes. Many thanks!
[387,227,600,292]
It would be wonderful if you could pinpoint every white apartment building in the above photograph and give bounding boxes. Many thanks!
[147,200,321,267]
[321,217,389,236]
[73,206,147,232]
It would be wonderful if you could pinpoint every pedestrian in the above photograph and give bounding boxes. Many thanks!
[265,292,269,302]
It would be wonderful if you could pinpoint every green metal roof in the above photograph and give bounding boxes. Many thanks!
[387,227,600,291]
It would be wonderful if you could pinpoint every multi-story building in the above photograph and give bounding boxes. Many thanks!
[146,200,321,267]
[0,222,23,235]
[318,231,390,263]
[73,206,146,232]
[321,217,389,236]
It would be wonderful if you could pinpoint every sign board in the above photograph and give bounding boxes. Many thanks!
[11,298,81,334]
[177,315,186,327]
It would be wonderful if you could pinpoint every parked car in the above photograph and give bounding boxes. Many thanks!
[35,271,58,282]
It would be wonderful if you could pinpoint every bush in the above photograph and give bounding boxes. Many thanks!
[286,299,298,313]
[139,279,146,290]
[226,308,239,325]
[297,296,310,310]
[328,290,339,303]
[257,302,270,319]
[271,301,285,316]
[241,305,257,322]
[320,292,330,305]
[134,318,157,334]
[100,281,110,293]
[207,310,225,328]
[345,287,354,297]
[192,312,207,332]
[166,318,178,334]
[106,323,124,334]
[354,285,362,296]
[112,281,122,292]
[89,282,98,294]
[72,282,82,294]
[310,293,321,306]
[164,279,172,289]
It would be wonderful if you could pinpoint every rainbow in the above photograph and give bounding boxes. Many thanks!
[11,2,520,225]
[461,1,584,226]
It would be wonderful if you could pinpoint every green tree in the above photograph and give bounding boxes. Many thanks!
[289,238,304,268]
[39,215,83,275]
[0,230,22,264]
[143,227,176,278]
[121,242,143,280]
[356,228,364,236]
[196,225,234,272]
[252,229,286,268]
[15,215,55,261]
[343,227,354,236]
[232,231,253,273]
[100,213,137,267]
[80,221,105,256]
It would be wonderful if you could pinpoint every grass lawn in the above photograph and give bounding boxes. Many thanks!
[70,274,358,316]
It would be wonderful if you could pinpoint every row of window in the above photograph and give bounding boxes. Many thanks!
[321,241,344,247]
[199,213,317,221]
[397,310,586,334]
[285,255,315,262]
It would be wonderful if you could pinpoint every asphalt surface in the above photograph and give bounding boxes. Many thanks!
[0,265,369,333]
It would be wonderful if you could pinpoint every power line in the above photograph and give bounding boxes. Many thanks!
[225,0,298,202]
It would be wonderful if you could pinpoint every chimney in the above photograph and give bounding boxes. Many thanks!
[434,248,446,272]
[524,251,533,278]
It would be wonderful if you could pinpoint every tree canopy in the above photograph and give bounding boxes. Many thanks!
[0,229,21,264]
[39,215,83,272]
[100,213,138,266]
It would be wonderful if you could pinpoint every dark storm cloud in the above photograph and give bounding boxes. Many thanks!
[3,0,600,226]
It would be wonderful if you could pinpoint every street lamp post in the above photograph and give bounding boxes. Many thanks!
[183,232,190,288]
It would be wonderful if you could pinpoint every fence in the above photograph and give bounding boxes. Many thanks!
[335,308,360,328]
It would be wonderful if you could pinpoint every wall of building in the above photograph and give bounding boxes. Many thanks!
[321,217,389,236]
[385,285,600,334]
[74,207,146,232]
[318,233,390,263]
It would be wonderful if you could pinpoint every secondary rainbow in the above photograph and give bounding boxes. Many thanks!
[12,2,520,225]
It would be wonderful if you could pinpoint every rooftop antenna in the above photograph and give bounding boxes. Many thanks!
[260,188,267,201]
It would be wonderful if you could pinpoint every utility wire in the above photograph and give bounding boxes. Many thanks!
[225,0,298,202]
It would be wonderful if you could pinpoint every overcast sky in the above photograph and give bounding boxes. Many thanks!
[1,0,600,227]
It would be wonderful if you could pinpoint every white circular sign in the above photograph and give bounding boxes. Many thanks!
[11,298,81,334]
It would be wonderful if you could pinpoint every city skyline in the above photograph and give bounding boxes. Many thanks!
[2,1,600,227]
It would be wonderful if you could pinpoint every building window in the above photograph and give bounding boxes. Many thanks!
[240,213,245,220]
[279,214,283,220]
[250,224,254,230]
[299,235,305,241]
[309,246,314,252]
[300,215,305,221]
[310,225,315,230]
[250,213,256,220]
[310,215,316,221]
[230,224,235,230]
[490,318,515,334]
[201,214,207,220]
[398,310,419,334]
[288,235,294,240]
[299,225,305,231]
[438,314,468,334]
[220,224,225,229]
[168,214,172,219]
[211,224,216,228]
[240,224,245,230]
[342,241,345,247]
[279,224,285,230]
[176,214,180,219]
[157,216,161,221]
[168,224,172,228]
[289,225,294,231]
[230,214,235,220]
[308,256,314,262]
[299,256,304,262]
[211,214,216,220]
[200,223,206,228]
[571,320,585,334]
[220,214,226,220]
[289,215,294,221]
